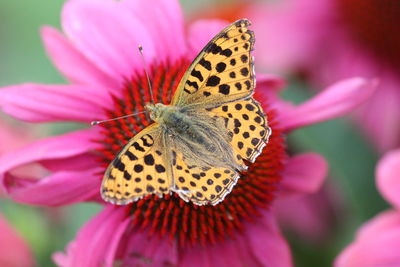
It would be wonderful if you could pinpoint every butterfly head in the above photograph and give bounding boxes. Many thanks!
[145,103,176,123]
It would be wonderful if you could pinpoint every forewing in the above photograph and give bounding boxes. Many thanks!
[209,97,271,163]
[101,124,171,204]
[172,19,255,107]
[170,149,239,206]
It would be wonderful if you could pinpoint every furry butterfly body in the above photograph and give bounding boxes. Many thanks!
[101,19,271,206]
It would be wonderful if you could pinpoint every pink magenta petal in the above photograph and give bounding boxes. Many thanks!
[376,149,400,210]
[0,129,101,174]
[255,74,292,113]
[6,168,102,206]
[278,78,377,132]
[246,213,292,267]
[0,84,112,123]
[62,0,156,84]
[257,74,287,93]
[0,214,35,267]
[122,0,186,62]
[41,26,118,89]
[274,182,341,243]
[53,206,131,267]
[280,153,328,196]
[187,19,228,59]
[247,0,332,73]
[180,236,259,267]
[335,210,400,267]
[354,74,400,152]
[0,129,102,201]
[121,229,178,267]
[180,213,290,267]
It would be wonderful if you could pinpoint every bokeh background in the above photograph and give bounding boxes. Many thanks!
[0,0,388,266]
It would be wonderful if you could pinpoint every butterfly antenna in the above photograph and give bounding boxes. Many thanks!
[138,45,155,104]
[90,111,148,126]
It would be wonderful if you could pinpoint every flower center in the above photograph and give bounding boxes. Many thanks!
[337,0,400,71]
[97,59,286,247]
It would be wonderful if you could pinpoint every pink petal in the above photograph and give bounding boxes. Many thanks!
[274,182,341,243]
[41,26,118,89]
[255,74,291,112]
[121,229,178,267]
[62,0,156,84]
[187,19,228,60]
[180,235,260,267]
[257,74,287,92]
[376,149,400,210]
[0,129,100,175]
[246,213,293,267]
[356,210,400,241]
[356,78,400,152]
[278,78,377,132]
[180,214,291,267]
[335,210,400,267]
[0,213,35,267]
[0,84,112,123]
[247,0,332,73]
[280,153,328,197]
[0,129,102,203]
[54,206,131,267]
[122,0,186,62]
[5,168,102,206]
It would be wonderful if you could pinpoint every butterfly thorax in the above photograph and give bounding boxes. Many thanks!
[145,103,177,123]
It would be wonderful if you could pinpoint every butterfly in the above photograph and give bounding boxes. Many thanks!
[101,19,271,206]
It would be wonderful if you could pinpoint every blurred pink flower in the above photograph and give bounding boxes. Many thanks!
[274,181,343,244]
[0,0,377,266]
[246,0,400,152]
[335,149,400,266]
[0,120,35,267]
[0,213,34,267]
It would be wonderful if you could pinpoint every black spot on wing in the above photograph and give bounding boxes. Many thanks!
[220,48,232,57]
[240,54,248,63]
[235,82,242,90]
[191,69,204,82]
[155,164,166,173]
[144,154,155,165]
[245,80,252,90]
[141,135,154,147]
[134,164,144,173]
[187,80,199,91]
[123,171,131,180]
[126,150,138,161]
[240,67,249,76]
[216,62,227,73]
[206,43,222,54]
[133,142,145,152]
[113,159,125,172]
[206,75,221,87]
[219,84,230,95]
[199,58,212,70]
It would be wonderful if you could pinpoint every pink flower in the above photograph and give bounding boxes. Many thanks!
[335,149,400,266]
[274,181,344,244]
[0,213,35,267]
[0,0,376,266]
[245,0,400,152]
[0,120,36,266]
